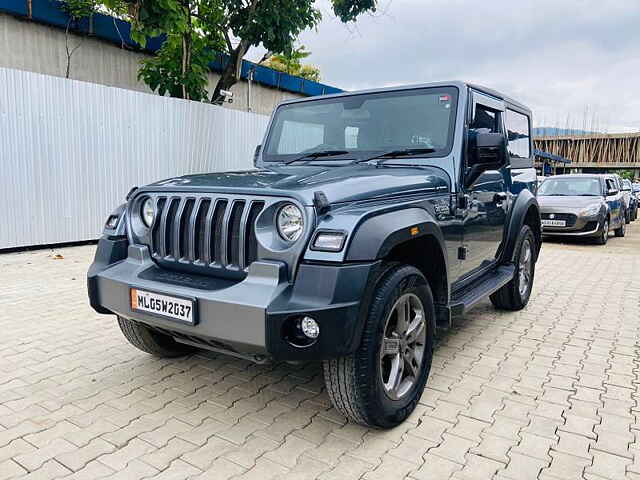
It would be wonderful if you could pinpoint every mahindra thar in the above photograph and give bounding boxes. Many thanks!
[88,81,541,428]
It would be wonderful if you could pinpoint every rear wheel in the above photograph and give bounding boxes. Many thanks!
[490,225,536,311]
[323,264,435,428]
[118,316,195,357]
[615,219,626,237]
[625,209,631,224]
[595,218,609,245]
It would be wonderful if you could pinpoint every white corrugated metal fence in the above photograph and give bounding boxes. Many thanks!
[0,67,270,249]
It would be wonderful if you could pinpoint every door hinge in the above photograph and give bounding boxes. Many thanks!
[458,246,468,260]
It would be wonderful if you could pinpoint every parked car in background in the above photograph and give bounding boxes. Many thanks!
[611,174,631,224]
[538,174,625,244]
[633,183,640,201]
[622,179,637,221]
[88,81,542,428]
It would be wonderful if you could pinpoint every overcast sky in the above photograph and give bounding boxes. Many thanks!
[250,0,640,133]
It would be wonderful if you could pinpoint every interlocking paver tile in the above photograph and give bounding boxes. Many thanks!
[3,221,640,479]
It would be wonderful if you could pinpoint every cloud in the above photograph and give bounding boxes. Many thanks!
[251,0,640,132]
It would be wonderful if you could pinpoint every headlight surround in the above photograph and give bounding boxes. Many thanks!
[141,198,155,227]
[581,203,601,216]
[276,203,304,242]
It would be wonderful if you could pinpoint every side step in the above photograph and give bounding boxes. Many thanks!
[449,264,515,317]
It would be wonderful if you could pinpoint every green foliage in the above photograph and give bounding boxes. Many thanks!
[138,33,214,101]
[264,46,321,82]
[618,170,635,181]
[70,0,376,101]
[60,0,97,20]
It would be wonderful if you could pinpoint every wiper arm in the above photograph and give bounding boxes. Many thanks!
[284,150,349,165]
[353,148,436,165]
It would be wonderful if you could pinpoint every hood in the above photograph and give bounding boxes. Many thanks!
[144,164,451,205]
[538,195,603,209]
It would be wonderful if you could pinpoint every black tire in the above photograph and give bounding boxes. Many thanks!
[625,209,631,224]
[615,219,626,237]
[322,264,435,428]
[595,218,609,245]
[117,316,195,357]
[490,224,536,311]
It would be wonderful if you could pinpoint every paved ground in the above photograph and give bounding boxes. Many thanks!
[1,224,640,480]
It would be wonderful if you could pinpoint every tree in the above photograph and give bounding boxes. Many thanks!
[60,0,98,78]
[264,45,321,82]
[102,0,375,102]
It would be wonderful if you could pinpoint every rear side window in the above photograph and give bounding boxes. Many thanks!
[506,109,531,158]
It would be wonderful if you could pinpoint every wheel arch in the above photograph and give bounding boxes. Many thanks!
[502,191,541,263]
[346,208,449,307]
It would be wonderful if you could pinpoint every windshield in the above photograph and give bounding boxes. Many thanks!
[263,87,458,162]
[538,177,602,196]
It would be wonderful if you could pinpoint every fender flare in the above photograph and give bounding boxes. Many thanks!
[501,190,540,263]
[345,207,448,270]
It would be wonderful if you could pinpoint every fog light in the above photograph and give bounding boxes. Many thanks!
[300,317,320,339]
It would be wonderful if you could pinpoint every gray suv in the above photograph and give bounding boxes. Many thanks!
[88,82,541,427]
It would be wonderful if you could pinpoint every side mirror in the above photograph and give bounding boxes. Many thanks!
[465,132,506,187]
[607,188,619,196]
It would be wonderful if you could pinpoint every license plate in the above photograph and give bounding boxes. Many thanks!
[130,288,195,324]
[541,219,566,227]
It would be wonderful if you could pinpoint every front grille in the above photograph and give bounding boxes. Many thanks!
[149,195,265,274]
[541,212,577,227]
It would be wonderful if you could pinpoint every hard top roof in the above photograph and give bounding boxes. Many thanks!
[278,80,531,114]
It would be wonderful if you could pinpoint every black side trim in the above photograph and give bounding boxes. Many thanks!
[265,261,380,361]
[87,236,129,314]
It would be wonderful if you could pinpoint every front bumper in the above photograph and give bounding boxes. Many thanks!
[88,237,378,362]
[542,219,601,237]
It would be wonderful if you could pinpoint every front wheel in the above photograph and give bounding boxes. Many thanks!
[595,218,609,245]
[323,264,435,428]
[490,225,536,311]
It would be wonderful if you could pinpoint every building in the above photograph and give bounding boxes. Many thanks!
[0,0,342,115]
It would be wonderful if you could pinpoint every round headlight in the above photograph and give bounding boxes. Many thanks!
[277,204,304,242]
[141,198,155,227]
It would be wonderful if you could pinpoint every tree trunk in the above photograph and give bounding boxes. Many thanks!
[211,39,250,105]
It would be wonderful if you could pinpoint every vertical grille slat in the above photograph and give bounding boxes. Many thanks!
[194,199,211,263]
[151,197,166,256]
[244,201,264,269]
[212,200,228,265]
[171,198,187,259]
[179,199,195,260]
[227,201,246,268]
[147,194,265,276]
[219,201,234,267]
[162,198,180,258]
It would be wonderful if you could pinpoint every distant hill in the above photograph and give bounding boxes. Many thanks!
[533,127,599,137]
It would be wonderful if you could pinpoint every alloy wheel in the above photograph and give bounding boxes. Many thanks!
[379,293,427,400]
[518,238,533,297]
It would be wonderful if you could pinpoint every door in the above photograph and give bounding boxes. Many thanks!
[605,177,623,227]
[458,92,510,281]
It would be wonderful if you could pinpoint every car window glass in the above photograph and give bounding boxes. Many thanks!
[470,105,499,133]
[505,109,531,158]
[538,178,601,196]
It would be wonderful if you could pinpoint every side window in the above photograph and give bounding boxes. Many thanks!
[505,109,531,158]
[470,105,500,133]
[606,179,616,193]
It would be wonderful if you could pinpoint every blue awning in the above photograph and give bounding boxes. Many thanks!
[533,149,571,164]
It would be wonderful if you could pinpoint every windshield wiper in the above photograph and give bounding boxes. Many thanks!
[284,150,349,165]
[353,148,437,166]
